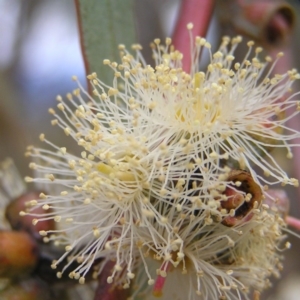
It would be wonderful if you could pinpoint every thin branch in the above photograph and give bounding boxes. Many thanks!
[172,0,215,72]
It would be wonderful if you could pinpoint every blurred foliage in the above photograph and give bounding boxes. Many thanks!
[75,0,136,84]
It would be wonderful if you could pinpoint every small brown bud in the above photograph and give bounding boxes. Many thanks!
[0,231,38,278]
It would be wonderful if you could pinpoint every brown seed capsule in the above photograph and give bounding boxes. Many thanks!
[220,170,263,227]
[243,1,295,46]
[5,191,54,240]
[0,231,38,278]
[217,0,295,47]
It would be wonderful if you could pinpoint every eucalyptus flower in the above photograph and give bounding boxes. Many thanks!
[133,203,288,300]
[24,27,300,299]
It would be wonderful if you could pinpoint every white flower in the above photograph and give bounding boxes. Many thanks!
[25,30,299,299]
[132,205,287,300]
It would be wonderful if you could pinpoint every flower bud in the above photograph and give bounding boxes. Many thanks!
[0,231,38,278]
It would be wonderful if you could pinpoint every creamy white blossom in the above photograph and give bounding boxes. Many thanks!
[133,206,287,300]
[24,30,300,299]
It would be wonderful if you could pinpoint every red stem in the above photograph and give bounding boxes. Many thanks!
[152,261,171,297]
[286,216,300,231]
[172,0,215,72]
[74,0,92,94]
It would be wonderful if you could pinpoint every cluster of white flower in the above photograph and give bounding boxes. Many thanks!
[24,27,300,299]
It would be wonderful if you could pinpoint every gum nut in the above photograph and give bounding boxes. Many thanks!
[0,231,38,278]
[0,279,51,300]
[243,1,295,46]
[5,191,55,240]
[221,170,262,227]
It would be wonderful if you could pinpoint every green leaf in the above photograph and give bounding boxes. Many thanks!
[75,0,136,85]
